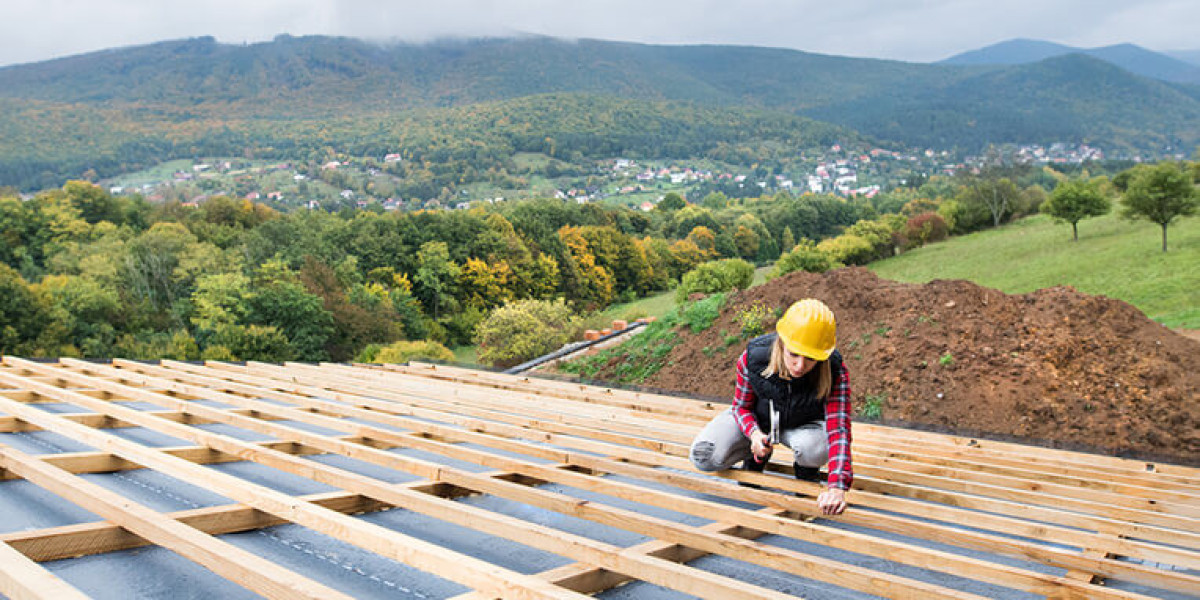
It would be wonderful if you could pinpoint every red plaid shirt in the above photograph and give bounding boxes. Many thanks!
[731,351,854,490]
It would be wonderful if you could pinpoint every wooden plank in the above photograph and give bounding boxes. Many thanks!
[1,440,335,481]
[250,361,1200,539]
[98,360,1197,596]
[335,366,1200,521]
[0,408,286,434]
[81,361,1118,598]
[415,365,1200,500]
[853,440,1200,501]
[4,359,1199,598]
[452,508,791,599]
[2,479,490,562]
[398,362,1200,484]
[0,368,592,600]
[48,360,972,600]
[0,540,90,600]
[160,359,1200,566]
[6,360,807,600]
[0,442,354,600]
[2,492,382,562]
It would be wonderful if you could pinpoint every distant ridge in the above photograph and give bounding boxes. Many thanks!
[2,35,1199,189]
[940,38,1200,85]
[940,38,1076,65]
[1168,49,1200,68]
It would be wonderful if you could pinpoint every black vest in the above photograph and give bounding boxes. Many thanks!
[744,333,843,433]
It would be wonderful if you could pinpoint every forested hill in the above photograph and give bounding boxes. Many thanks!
[2,35,1200,190]
[0,35,952,112]
[940,38,1200,85]
[806,53,1200,151]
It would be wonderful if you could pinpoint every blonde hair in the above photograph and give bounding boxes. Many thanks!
[762,335,832,399]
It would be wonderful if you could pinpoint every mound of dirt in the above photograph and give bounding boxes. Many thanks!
[599,268,1200,464]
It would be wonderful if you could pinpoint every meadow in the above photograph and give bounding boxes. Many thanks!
[869,212,1200,329]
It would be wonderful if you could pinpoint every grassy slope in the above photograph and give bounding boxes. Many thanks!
[869,213,1200,328]
[595,266,772,323]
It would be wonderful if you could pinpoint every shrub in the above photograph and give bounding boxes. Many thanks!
[817,234,875,266]
[904,213,949,248]
[769,239,833,279]
[353,343,385,363]
[474,298,582,368]
[680,293,726,333]
[113,330,201,361]
[375,339,455,364]
[439,305,486,348]
[200,345,237,361]
[226,324,297,362]
[674,258,754,303]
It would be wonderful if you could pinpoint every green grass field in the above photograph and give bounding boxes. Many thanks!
[869,213,1200,328]
[595,290,677,323]
[594,265,773,324]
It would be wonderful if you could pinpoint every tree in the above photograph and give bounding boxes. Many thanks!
[1042,179,1110,241]
[958,177,1021,229]
[474,299,581,368]
[656,192,686,212]
[904,213,949,248]
[671,206,719,239]
[245,280,335,361]
[413,241,460,319]
[0,264,45,354]
[844,218,896,260]
[686,226,718,258]
[301,257,401,361]
[675,259,754,303]
[459,258,515,310]
[780,226,796,254]
[63,180,121,225]
[667,239,706,280]
[1120,162,1198,252]
[817,234,874,266]
[701,192,729,210]
[769,239,833,278]
[733,225,759,260]
[557,226,615,310]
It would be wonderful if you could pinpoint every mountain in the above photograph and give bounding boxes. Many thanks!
[940,38,1077,65]
[0,35,962,114]
[1,35,1198,190]
[1168,49,1200,67]
[941,38,1200,85]
[813,53,1200,152]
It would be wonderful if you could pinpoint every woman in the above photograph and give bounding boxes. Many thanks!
[689,298,852,515]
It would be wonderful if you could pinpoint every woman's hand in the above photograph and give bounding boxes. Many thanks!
[816,487,847,515]
[750,429,772,460]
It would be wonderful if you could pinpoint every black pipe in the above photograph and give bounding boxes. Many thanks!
[503,321,647,375]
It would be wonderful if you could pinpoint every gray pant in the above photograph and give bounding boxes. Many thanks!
[690,408,828,471]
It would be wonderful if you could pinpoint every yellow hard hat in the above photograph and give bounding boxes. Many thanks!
[776,299,837,361]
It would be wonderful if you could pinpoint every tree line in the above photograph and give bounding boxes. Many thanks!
[2,160,1194,364]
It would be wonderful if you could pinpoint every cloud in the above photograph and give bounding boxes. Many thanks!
[1,0,1197,68]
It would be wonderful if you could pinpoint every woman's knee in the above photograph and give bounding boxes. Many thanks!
[690,439,722,471]
[788,428,829,467]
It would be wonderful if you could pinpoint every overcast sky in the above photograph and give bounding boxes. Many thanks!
[3,0,1198,68]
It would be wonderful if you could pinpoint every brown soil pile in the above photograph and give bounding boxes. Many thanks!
[596,268,1200,464]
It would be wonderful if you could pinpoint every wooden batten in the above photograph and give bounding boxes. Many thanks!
[0,356,1194,600]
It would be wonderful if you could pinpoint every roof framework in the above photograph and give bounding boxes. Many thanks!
[0,357,1196,599]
